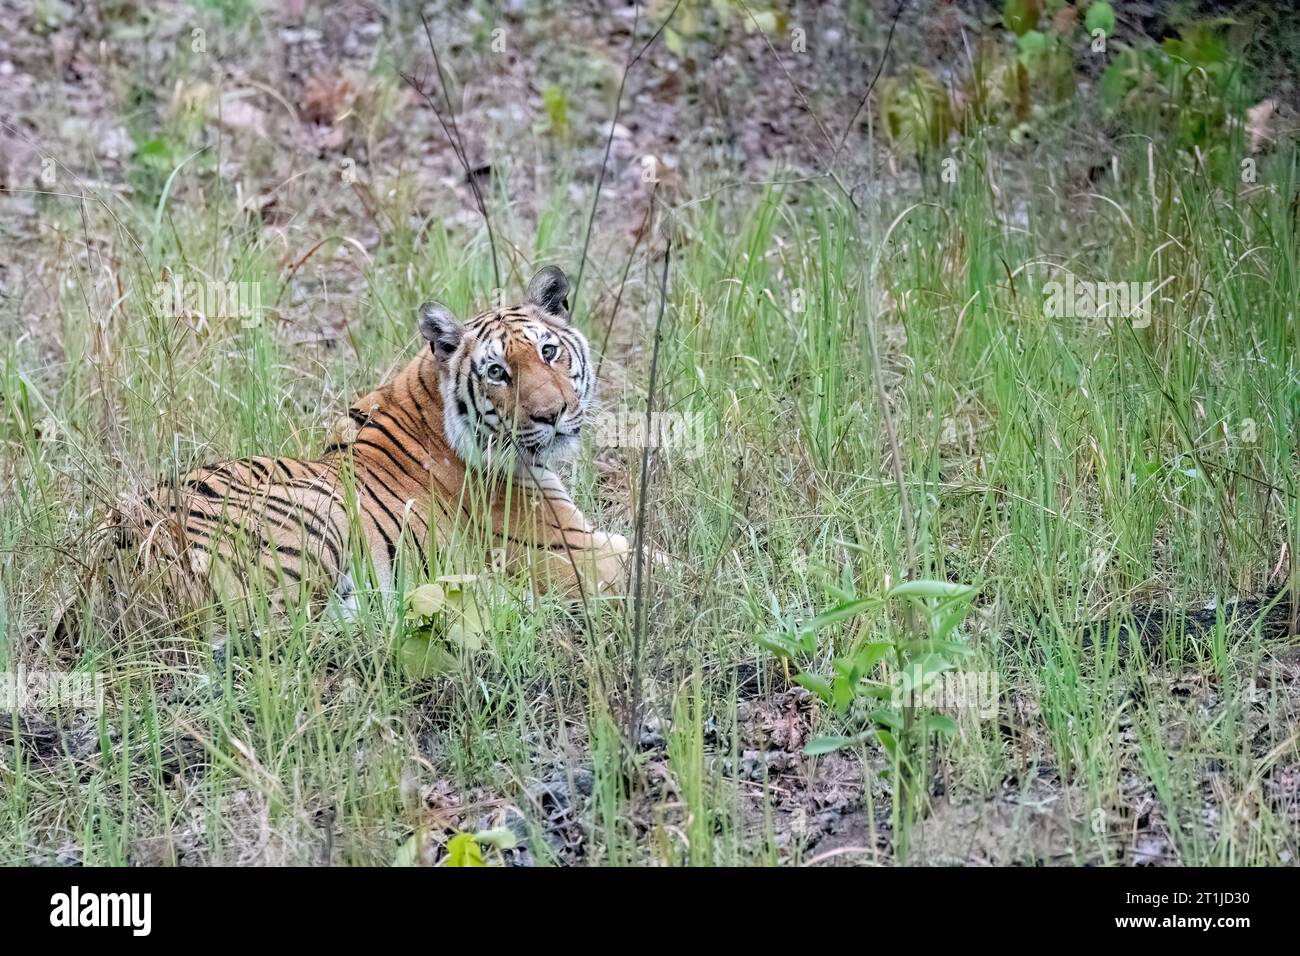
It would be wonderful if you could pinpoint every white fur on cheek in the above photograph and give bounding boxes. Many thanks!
[440,350,478,466]
[442,323,596,475]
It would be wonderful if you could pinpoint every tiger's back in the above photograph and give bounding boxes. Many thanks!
[118,455,351,619]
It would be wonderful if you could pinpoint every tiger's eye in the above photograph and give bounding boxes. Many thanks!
[485,363,507,382]
[541,343,558,362]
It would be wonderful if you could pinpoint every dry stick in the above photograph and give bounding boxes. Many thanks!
[832,8,921,761]
[508,437,617,739]
[503,427,599,655]
[420,15,501,291]
[400,14,501,291]
[863,287,922,843]
[864,299,916,576]
[627,239,672,752]
[831,0,908,161]
[571,0,683,313]
[734,0,856,208]
[596,182,658,382]
[272,236,343,309]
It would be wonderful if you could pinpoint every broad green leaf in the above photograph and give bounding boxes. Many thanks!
[925,714,960,737]
[803,733,868,756]
[472,827,517,851]
[445,593,486,635]
[746,10,778,36]
[887,580,977,602]
[677,4,700,35]
[405,583,446,620]
[445,833,485,867]
[436,574,478,590]
[897,654,955,696]
[1085,1,1115,37]
[832,674,854,713]
[446,622,482,653]
[931,605,976,644]
[1016,29,1049,61]
[135,137,178,170]
[394,834,420,867]
[901,637,973,659]
[824,580,858,603]
[664,26,685,58]
[753,631,802,659]
[1002,0,1041,36]
[857,682,895,700]
[868,707,903,730]
[795,597,881,634]
[794,672,833,703]
[877,730,897,758]
[400,636,455,680]
[853,641,893,677]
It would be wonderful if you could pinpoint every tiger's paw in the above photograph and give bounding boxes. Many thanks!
[588,533,676,595]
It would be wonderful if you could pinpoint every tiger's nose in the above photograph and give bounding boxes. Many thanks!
[528,377,566,426]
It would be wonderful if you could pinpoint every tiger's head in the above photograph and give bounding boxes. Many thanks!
[420,266,595,473]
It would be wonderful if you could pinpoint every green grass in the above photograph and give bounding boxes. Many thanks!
[2,8,1298,866]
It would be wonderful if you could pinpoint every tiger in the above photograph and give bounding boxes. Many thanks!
[65,266,638,635]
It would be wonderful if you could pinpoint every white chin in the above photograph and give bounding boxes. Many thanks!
[544,434,581,464]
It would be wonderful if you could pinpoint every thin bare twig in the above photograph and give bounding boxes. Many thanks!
[833,0,909,160]
[402,14,502,291]
[864,298,916,576]
[627,237,672,750]
[596,182,658,382]
[571,0,683,313]
[734,0,857,207]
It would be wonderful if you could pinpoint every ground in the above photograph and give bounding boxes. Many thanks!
[1,0,1298,865]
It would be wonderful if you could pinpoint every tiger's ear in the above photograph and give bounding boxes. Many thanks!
[527,266,570,319]
[419,302,463,360]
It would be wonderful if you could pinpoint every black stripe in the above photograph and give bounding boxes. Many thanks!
[187,479,224,500]
[175,477,344,570]
[364,511,399,568]
[546,524,591,535]
[194,521,304,583]
[387,385,430,438]
[414,363,441,408]
[360,480,406,539]
[182,522,215,541]
[354,438,419,483]
[364,418,427,471]
[201,462,256,486]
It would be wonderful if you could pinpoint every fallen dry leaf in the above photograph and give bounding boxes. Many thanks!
[1052,5,1078,33]
[216,92,269,138]
[1246,98,1278,154]
[303,72,360,126]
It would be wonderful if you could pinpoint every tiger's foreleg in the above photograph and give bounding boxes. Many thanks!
[502,469,666,597]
